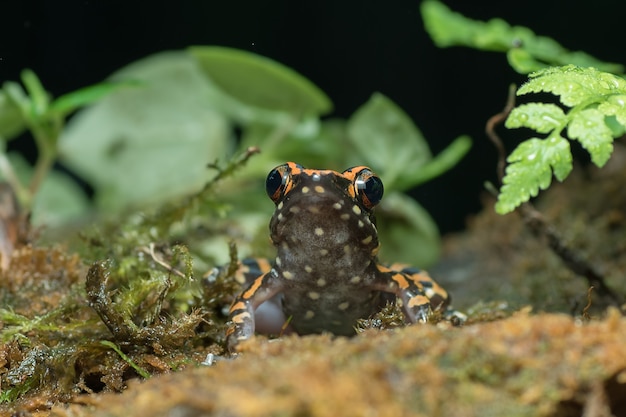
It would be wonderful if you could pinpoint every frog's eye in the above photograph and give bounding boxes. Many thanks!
[266,162,302,203]
[266,164,289,202]
[353,168,384,209]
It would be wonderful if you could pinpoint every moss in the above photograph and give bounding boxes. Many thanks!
[45,311,626,417]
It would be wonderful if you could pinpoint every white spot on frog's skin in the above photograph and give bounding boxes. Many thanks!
[350,275,362,283]
[277,201,284,210]
[352,205,362,215]
[304,265,313,273]
[361,235,373,244]
[283,270,294,280]
[277,213,284,221]
[301,186,310,193]
[308,206,321,214]
[281,242,290,250]
[305,310,315,319]
[308,291,321,300]
[314,185,325,193]
[289,206,301,214]
[343,245,352,254]
[337,301,350,310]
[275,257,282,266]
[319,249,329,256]
[358,220,364,228]
[333,202,342,210]
[340,213,350,221]
[315,227,324,236]
[316,278,326,287]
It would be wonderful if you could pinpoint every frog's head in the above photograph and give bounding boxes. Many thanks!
[265,162,383,261]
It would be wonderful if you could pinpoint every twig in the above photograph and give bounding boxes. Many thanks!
[139,243,186,278]
[486,84,516,183]
[486,87,623,307]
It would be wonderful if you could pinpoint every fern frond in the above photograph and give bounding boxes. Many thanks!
[497,66,626,214]
[518,65,626,106]
[496,136,572,214]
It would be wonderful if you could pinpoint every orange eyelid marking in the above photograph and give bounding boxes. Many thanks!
[342,165,374,200]
[243,276,265,300]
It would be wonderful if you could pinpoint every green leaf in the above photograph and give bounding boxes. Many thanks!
[376,192,440,267]
[598,94,626,127]
[0,90,26,141]
[394,135,472,190]
[2,153,90,226]
[346,93,432,190]
[505,103,566,133]
[59,51,232,212]
[496,136,572,214]
[421,0,623,74]
[506,48,545,74]
[51,81,139,117]
[189,46,332,116]
[20,69,50,118]
[347,93,468,191]
[2,82,30,120]
[567,108,614,167]
[518,66,626,107]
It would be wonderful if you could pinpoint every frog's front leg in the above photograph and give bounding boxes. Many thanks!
[372,264,451,323]
[227,268,285,352]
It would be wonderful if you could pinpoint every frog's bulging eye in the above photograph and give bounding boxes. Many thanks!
[354,169,384,209]
[266,164,290,202]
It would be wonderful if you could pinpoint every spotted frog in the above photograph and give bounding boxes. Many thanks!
[225,162,463,351]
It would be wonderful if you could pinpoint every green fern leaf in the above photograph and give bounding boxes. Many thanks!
[505,103,566,133]
[598,94,626,126]
[518,65,626,107]
[567,108,614,166]
[496,136,572,214]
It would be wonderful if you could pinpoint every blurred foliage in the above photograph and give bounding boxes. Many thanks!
[421,1,626,214]
[1,46,470,266]
[421,0,623,74]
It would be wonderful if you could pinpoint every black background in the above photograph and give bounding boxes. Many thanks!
[1,1,623,233]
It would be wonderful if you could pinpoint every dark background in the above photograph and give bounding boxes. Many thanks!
[0,1,623,234]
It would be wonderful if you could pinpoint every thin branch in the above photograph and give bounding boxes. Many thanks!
[485,84,516,183]
[139,243,186,279]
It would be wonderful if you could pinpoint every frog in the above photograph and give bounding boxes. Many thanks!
[224,162,464,351]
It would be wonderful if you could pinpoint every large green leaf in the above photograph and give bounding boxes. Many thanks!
[58,51,232,212]
[347,93,432,189]
[347,93,469,191]
[189,46,332,116]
